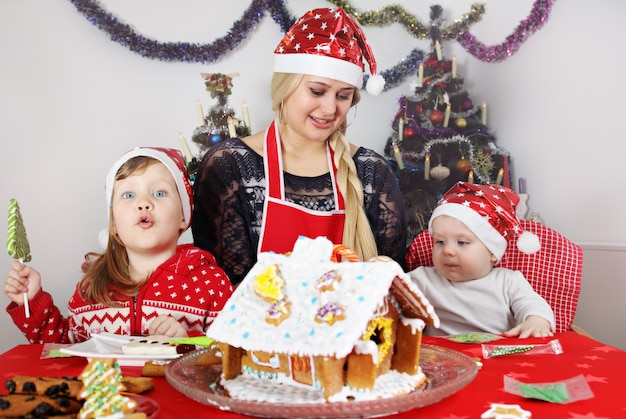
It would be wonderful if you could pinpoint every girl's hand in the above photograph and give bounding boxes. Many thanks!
[3,261,42,305]
[148,315,188,338]
[504,315,554,338]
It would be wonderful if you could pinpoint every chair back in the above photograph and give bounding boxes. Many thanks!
[406,219,583,333]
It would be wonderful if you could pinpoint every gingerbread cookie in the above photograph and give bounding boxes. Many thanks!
[4,375,83,398]
[141,360,169,377]
[121,376,154,394]
[0,394,82,417]
[196,342,223,367]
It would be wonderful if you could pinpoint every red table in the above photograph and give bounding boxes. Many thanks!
[1,332,624,418]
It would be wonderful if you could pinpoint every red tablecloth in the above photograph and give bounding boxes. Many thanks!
[0,332,624,418]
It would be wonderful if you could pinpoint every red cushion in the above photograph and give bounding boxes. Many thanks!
[406,219,583,333]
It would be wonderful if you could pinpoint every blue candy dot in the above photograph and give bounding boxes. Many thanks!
[356,274,364,281]
[284,333,291,339]
[358,296,365,302]
[243,331,250,339]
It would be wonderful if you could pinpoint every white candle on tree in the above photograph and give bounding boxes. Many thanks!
[418,63,424,87]
[495,168,504,185]
[481,102,487,125]
[242,101,251,129]
[178,133,193,163]
[227,117,237,138]
[196,100,205,126]
[435,40,442,61]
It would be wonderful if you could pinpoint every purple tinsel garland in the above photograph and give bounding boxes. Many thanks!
[458,0,555,62]
[66,0,555,83]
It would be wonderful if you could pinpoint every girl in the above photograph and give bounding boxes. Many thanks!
[4,147,233,343]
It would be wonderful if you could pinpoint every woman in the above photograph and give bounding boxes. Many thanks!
[192,7,406,284]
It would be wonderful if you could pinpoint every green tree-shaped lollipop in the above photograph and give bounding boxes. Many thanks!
[6,198,31,317]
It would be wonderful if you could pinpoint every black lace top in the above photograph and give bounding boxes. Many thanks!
[192,138,407,284]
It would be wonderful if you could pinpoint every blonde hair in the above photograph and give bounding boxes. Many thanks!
[270,73,378,261]
[80,157,158,305]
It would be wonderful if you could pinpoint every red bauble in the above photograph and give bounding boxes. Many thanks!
[429,110,444,125]
[414,103,423,114]
[403,126,415,138]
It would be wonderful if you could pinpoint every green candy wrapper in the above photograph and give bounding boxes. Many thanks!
[504,374,594,404]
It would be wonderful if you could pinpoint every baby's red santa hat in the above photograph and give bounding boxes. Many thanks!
[274,7,385,95]
[99,147,193,249]
[428,182,540,262]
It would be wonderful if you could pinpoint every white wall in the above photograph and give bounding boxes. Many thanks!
[1,1,624,353]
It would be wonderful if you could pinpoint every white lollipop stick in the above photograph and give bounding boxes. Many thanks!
[18,258,30,318]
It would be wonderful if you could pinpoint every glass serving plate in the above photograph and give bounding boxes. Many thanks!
[165,344,478,419]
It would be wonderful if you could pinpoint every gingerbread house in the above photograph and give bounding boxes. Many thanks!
[206,236,440,403]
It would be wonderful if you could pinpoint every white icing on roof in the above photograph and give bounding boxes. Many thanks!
[207,236,438,358]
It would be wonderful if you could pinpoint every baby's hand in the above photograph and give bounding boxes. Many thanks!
[3,261,41,305]
[504,315,554,338]
[148,315,188,338]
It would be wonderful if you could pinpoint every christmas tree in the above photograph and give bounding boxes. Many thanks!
[185,72,251,178]
[384,6,510,240]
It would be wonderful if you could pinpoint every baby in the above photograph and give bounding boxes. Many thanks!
[409,182,554,338]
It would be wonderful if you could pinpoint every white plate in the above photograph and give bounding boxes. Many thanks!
[59,332,182,366]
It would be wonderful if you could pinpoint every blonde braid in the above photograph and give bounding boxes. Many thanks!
[329,131,378,261]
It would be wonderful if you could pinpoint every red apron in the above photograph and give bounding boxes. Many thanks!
[258,121,346,254]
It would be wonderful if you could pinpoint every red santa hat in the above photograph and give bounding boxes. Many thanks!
[428,182,540,262]
[104,147,193,238]
[274,7,385,95]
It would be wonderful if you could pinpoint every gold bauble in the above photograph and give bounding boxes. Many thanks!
[456,157,472,173]
[454,118,467,129]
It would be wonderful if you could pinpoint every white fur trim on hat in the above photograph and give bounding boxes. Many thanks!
[429,202,508,262]
[274,53,364,89]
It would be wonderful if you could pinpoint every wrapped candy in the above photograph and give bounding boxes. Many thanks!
[6,199,31,317]
[482,339,563,359]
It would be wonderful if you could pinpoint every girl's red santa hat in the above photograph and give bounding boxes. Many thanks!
[274,7,385,95]
[428,182,540,262]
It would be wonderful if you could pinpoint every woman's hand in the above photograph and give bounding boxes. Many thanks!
[3,261,41,305]
[503,315,554,338]
[148,315,188,338]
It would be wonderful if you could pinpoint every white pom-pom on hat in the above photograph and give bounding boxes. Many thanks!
[366,74,385,96]
[516,230,541,254]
